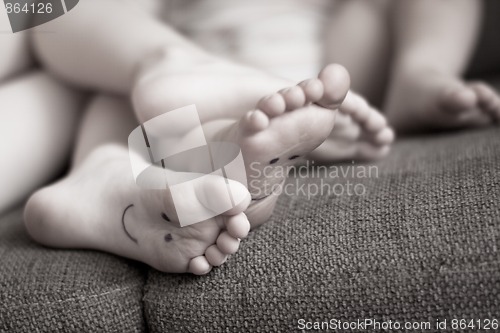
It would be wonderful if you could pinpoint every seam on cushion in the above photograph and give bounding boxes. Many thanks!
[141,270,151,332]
[6,283,144,311]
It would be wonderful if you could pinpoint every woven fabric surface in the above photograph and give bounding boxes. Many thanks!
[144,127,500,332]
[0,209,147,333]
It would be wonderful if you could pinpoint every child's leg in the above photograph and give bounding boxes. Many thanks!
[314,0,395,161]
[32,0,393,163]
[385,0,500,132]
[323,0,391,106]
[32,0,204,94]
[0,72,83,213]
[24,94,252,275]
[0,11,33,82]
[0,7,83,214]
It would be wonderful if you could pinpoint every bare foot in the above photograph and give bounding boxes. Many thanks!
[385,69,500,133]
[311,90,395,162]
[24,145,251,275]
[214,65,351,227]
[23,65,349,273]
[132,49,392,163]
[135,64,350,228]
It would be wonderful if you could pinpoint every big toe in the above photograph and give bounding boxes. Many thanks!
[317,64,351,109]
[224,212,250,239]
[196,176,251,218]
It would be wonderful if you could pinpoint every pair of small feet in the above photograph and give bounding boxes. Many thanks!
[386,69,500,133]
[24,64,393,275]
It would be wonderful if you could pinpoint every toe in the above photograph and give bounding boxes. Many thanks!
[338,91,357,115]
[374,127,396,146]
[363,109,388,132]
[257,93,286,117]
[299,78,324,103]
[339,91,370,119]
[196,176,250,219]
[279,86,307,111]
[224,212,250,239]
[222,182,251,216]
[317,64,350,109]
[196,176,236,214]
[189,256,213,275]
[216,231,240,254]
[240,110,270,133]
[329,113,359,140]
[439,86,477,113]
[470,82,500,121]
[205,245,228,267]
[470,82,497,108]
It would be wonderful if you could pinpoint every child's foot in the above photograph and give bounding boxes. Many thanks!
[310,90,395,162]
[385,69,500,133]
[24,145,251,275]
[180,64,352,227]
[132,49,392,162]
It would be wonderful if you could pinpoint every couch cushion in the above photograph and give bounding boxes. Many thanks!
[0,208,147,333]
[144,127,500,332]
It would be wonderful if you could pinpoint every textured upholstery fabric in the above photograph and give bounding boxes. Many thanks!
[144,127,500,332]
[0,127,499,332]
[0,209,147,333]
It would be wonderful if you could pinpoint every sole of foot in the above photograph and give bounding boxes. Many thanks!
[203,64,355,227]
[24,145,251,275]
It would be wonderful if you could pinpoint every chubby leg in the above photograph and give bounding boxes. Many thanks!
[0,7,83,214]
[0,72,83,213]
[385,0,500,132]
[24,95,252,274]
[32,0,205,94]
[323,0,392,105]
[317,0,395,161]
[0,7,33,82]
